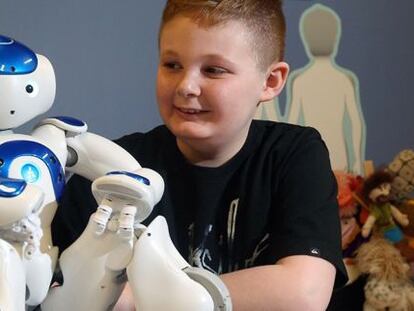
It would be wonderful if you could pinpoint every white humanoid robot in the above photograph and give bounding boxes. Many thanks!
[0,35,231,311]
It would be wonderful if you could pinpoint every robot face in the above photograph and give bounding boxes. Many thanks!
[0,36,56,130]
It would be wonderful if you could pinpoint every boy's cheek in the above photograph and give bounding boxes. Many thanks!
[156,84,171,103]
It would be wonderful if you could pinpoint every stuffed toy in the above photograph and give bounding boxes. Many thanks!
[388,149,414,201]
[334,170,364,250]
[393,199,414,277]
[355,237,414,311]
[360,170,409,243]
[334,170,366,283]
[385,149,414,275]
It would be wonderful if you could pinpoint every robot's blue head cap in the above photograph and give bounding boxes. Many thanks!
[0,35,38,75]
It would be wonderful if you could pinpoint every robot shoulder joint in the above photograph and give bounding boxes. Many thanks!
[36,116,88,137]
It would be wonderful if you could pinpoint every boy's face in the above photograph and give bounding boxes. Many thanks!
[157,16,287,158]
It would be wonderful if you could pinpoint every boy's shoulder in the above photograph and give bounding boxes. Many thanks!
[113,125,174,165]
[249,120,327,168]
[251,119,322,145]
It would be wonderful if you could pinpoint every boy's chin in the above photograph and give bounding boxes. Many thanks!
[175,130,211,142]
[170,124,214,143]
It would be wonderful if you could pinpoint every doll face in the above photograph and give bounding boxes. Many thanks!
[369,182,391,203]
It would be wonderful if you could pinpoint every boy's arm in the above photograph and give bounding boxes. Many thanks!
[114,254,335,311]
[221,255,336,311]
[114,283,135,311]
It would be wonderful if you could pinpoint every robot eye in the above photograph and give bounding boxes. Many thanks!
[24,81,39,97]
[26,84,34,93]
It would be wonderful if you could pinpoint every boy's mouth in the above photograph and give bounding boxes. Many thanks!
[178,108,200,114]
[176,107,207,115]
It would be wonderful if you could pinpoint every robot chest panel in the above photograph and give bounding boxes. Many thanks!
[0,140,65,201]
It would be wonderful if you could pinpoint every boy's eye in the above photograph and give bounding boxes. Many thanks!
[163,62,181,70]
[203,66,228,76]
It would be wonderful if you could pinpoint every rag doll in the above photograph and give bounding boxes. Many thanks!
[361,170,409,243]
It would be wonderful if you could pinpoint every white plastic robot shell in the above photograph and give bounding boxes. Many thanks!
[0,54,56,130]
[0,239,26,311]
[36,117,88,137]
[92,168,165,222]
[127,216,215,311]
[0,181,44,227]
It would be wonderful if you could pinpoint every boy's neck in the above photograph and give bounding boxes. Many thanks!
[176,129,250,168]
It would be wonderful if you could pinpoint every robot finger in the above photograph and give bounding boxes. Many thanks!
[91,204,112,235]
[92,169,163,223]
[118,205,137,238]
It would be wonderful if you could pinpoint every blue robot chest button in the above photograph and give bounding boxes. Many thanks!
[21,163,40,183]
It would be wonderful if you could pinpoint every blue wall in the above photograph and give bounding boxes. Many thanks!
[1,0,413,167]
[283,0,414,167]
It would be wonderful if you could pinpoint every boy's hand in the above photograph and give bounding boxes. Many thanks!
[114,283,136,311]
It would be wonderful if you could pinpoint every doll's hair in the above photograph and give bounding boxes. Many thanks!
[362,170,394,202]
[159,0,286,71]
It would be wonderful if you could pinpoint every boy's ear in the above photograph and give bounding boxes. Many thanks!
[260,61,289,102]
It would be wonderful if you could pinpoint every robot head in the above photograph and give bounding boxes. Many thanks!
[0,35,56,130]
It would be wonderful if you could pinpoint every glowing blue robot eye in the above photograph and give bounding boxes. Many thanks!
[21,163,40,183]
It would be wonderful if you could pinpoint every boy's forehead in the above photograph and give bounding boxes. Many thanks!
[159,15,265,70]
[160,15,252,44]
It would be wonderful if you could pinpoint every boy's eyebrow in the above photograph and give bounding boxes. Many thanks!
[203,54,237,67]
[159,50,237,68]
[159,50,178,58]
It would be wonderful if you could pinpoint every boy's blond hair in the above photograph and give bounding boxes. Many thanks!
[160,0,286,71]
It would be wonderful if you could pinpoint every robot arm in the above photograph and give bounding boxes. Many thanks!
[65,131,141,180]
[34,116,141,181]
[127,216,232,311]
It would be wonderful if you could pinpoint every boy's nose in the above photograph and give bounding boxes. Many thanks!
[176,73,201,98]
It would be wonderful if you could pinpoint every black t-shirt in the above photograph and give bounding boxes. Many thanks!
[52,120,348,287]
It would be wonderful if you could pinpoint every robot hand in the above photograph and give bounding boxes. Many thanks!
[42,168,164,311]
[91,170,231,311]
[0,177,44,258]
[0,177,55,307]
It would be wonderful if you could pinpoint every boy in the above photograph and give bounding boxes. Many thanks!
[53,0,347,310]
